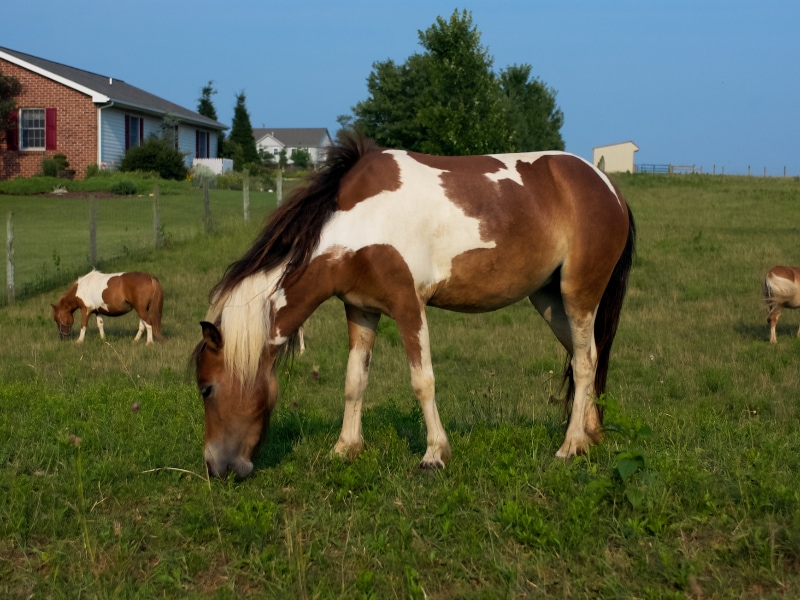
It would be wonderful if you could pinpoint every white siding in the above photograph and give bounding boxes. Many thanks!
[99,108,126,168]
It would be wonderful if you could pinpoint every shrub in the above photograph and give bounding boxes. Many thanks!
[110,180,137,195]
[41,153,70,178]
[120,135,189,180]
[85,163,100,178]
[191,164,217,189]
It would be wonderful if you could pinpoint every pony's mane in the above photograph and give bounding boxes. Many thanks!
[205,132,381,387]
[211,131,381,304]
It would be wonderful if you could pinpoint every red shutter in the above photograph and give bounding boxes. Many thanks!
[45,108,57,150]
[124,115,130,150]
[6,111,18,151]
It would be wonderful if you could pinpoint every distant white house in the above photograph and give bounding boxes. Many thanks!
[592,141,639,173]
[253,128,332,167]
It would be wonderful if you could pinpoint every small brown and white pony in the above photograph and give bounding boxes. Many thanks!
[762,265,800,343]
[193,133,636,479]
[52,270,164,344]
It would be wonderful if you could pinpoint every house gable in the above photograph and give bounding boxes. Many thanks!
[253,127,332,166]
[0,46,227,179]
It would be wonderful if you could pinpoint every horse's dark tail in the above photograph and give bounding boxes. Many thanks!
[562,203,636,428]
[150,276,166,341]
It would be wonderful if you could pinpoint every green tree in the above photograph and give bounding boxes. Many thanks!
[197,81,225,155]
[351,10,509,155]
[349,10,563,156]
[499,64,564,151]
[227,91,259,170]
[290,148,312,169]
[0,68,22,143]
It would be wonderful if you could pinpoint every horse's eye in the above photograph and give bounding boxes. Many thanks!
[199,385,213,399]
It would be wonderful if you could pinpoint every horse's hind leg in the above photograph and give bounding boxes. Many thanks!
[334,305,380,459]
[133,319,147,343]
[768,307,781,344]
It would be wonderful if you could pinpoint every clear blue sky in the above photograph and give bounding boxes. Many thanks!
[5,0,798,175]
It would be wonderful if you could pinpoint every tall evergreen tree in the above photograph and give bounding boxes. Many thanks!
[197,81,225,157]
[228,91,259,169]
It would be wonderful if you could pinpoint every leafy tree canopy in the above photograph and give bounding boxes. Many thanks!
[347,9,564,155]
[197,81,219,121]
[0,68,22,134]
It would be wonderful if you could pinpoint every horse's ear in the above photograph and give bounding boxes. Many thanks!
[200,321,223,352]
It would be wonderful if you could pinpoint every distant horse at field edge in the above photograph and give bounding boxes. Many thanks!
[762,265,800,343]
[193,132,636,479]
[52,270,165,344]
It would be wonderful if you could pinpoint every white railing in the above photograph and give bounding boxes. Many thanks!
[192,158,233,174]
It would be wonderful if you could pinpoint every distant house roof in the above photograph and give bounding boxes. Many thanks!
[253,128,330,147]
[0,46,226,131]
[593,140,639,152]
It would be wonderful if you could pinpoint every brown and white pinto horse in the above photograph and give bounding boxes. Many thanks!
[52,270,164,344]
[193,133,636,479]
[762,265,800,343]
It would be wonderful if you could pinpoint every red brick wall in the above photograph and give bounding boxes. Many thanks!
[0,57,98,180]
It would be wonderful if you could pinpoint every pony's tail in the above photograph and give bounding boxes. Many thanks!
[762,269,796,314]
[562,204,636,428]
[150,276,166,341]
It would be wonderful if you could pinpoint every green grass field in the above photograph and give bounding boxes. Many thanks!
[2,173,800,598]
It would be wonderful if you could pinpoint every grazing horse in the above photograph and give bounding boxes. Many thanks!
[193,133,636,479]
[762,265,800,343]
[52,270,164,344]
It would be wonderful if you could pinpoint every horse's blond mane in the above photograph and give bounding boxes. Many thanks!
[206,270,282,388]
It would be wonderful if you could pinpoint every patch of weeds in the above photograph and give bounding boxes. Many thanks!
[496,498,558,550]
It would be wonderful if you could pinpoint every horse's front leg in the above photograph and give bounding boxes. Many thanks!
[333,305,380,459]
[76,309,91,343]
[397,306,451,469]
[96,315,106,340]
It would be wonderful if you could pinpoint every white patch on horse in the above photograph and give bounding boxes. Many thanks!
[314,150,494,289]
[75,270,122,311]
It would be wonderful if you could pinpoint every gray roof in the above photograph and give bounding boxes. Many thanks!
[0,46,226,130]
[253,128,330,147]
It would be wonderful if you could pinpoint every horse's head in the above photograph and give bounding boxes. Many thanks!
[193,321,279,479]
[51,302,74,339]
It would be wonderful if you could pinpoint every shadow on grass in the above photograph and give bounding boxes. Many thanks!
[734,320,797,342]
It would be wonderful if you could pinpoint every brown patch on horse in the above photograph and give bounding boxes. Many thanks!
[770,265,797,283]
[277,244,425,365]
[337,150,401,211]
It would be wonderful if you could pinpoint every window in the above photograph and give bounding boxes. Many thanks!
[21,109,45,149]
[16,108,57,151]
[196,130,210,158]
[125,115,144,149]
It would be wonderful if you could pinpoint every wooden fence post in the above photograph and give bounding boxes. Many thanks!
[243,171,250,222]
[89,196,97,268]
[153,184,162,249]
[203,181,212,234]
[6,212,14,306]
[277,169,283,206]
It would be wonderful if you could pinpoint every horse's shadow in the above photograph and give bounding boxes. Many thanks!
[734,320,798,343]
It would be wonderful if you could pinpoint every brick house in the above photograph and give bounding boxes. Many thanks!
[0,46,227,180]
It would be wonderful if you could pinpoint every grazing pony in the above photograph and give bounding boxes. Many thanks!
[762,265,800,343]
[193,133,636,479]
[52,270,164,344]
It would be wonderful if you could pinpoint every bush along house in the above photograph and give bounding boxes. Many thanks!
[0,46,227,180]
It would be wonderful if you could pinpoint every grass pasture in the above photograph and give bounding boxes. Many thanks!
[2,173,800,598]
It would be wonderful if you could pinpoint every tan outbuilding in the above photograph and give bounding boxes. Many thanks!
[592,141,639,173]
